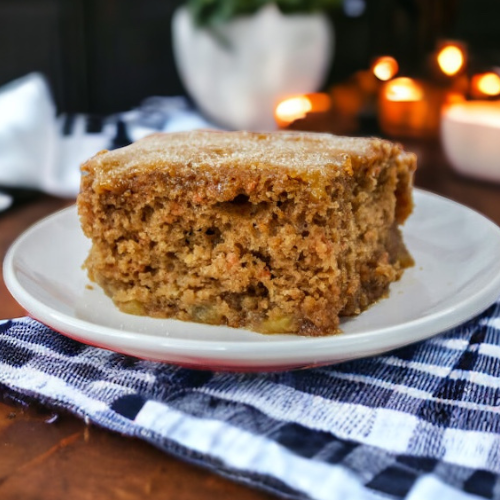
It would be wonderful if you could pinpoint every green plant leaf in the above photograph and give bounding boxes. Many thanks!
[187,0,341,28]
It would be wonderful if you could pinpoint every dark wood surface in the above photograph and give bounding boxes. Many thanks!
[1,139,499,499]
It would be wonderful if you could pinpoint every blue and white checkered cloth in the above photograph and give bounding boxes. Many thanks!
[2,298,500,500]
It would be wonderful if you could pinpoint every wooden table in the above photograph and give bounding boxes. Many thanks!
[1,139,499,499]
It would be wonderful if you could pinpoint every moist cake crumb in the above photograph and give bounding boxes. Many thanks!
[77,130,416,336]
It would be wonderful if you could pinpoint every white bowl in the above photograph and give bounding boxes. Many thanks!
[441,101,500,183]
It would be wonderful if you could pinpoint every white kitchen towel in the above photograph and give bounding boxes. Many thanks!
[0,73,216,198]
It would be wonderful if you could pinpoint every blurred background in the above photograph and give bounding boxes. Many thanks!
[2,0,500,190]
[1,0,498,114]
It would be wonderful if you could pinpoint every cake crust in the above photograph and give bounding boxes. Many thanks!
[78,130,416,336]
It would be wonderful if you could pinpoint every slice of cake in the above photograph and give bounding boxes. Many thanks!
[77,130,416,336]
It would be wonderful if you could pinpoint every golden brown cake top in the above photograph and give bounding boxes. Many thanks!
[81,130,415,188]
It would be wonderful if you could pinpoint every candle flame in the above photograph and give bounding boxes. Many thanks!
[275,96,311,125]
[437,45,465,76]
[372,56,399,81]
[474,72,500,96]
[384,77,424,102]
[275,94,331,127]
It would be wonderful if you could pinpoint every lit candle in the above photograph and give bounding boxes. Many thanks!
[274,93,331,128]
[275,96,312,128]
[378,77,443,138]
[470,72,500,99]
[441,101,500,183]
[436,43,465,77]
[432,41,469,101]
[372,56,399,82]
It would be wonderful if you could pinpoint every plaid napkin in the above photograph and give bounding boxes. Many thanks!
[1,299,500,500]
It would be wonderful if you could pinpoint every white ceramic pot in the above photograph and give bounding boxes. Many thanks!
[172,4,334,131]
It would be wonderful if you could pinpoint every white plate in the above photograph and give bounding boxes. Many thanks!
[4,190,500,371]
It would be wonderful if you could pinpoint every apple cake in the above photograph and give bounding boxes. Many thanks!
[77,130,416,336]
